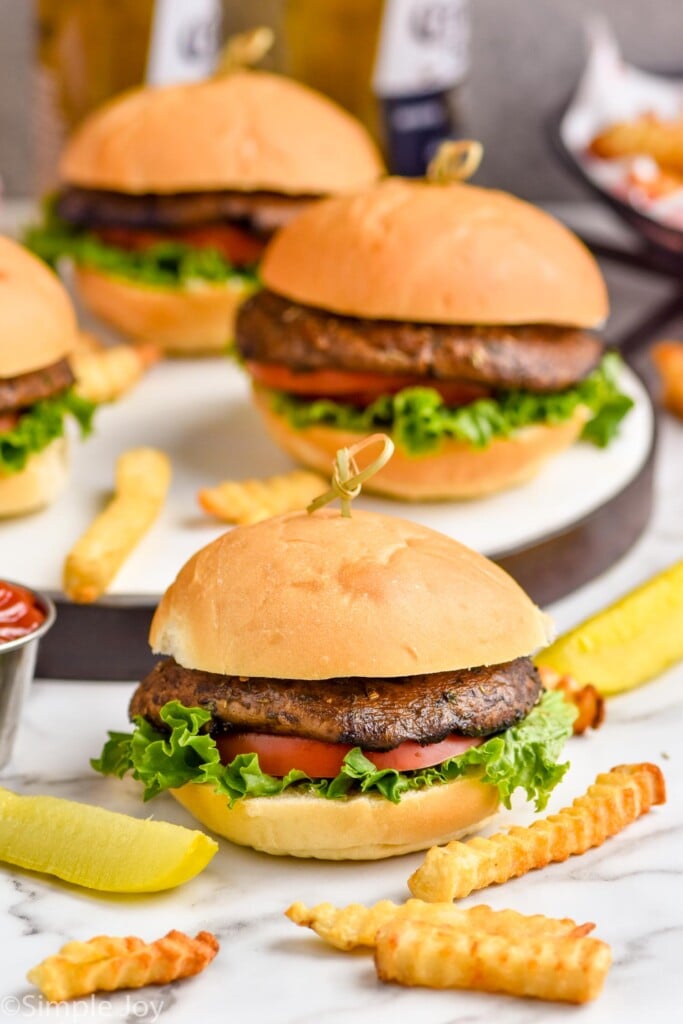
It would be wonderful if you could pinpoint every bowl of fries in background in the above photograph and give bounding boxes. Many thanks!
[554,17,683,260]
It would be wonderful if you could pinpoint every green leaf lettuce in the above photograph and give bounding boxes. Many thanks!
[24,202,259,291]
[267,353,633,453]
[92,690,576,811]
[0,390,95,474]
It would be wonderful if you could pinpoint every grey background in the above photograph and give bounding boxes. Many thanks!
[1,0,682,199]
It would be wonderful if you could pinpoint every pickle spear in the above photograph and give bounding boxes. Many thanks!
[536,560,683,695]
[0,788,218,893]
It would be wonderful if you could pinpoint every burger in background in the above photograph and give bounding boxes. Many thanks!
[93,499,576,860]
[0,237,93,517]
[235,171,633,500]
[26,69,384,355]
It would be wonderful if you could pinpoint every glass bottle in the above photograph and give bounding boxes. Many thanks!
[34,0,222,192]
[283,0,471,176]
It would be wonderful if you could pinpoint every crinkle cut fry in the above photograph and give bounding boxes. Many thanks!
[198,469,326,524]
[408,762,666,902]
[374,920,612,1004]
[285,899,593,951]
[27,929,219,1003]
[72,342,160,404]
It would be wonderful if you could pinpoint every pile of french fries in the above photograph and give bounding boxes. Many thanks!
[288,900,609,1004]
[287,762,666,1004]
[289,900,610,1004]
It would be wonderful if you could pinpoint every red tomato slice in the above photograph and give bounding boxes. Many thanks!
[215,732,482,778]
[94,223,265,267]
[0,412,19,433]
[246,362,490,406]
[177,224,265,266]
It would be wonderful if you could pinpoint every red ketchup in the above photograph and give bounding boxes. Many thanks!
[0,581,46,643]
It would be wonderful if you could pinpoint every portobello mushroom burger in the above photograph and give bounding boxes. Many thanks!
[93,504,576,859]
[27,71,383,354]
[235,177,633,498]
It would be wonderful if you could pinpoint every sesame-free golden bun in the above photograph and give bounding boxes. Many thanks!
[171,774,500,859]
[253,390,589,500]
[262,178,609,327]
[60,71,384,196]
[74,267,256,354]
[150,507,553,680]
[0,438,69,518]
[0,240,75,517]
[0,236,77,378]
[152,507,551,859]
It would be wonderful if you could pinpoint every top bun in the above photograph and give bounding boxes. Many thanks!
[262,178,608,327]
[150,508,553,679]
[0,236,77,378]
[60,71,384,196]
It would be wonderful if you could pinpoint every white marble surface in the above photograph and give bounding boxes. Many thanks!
[0,415,679,1022]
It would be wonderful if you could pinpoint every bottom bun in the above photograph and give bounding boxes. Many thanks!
[75,267,255,355]
[171,776,500,860]
[254,389,588,500]
[0,437,68,518]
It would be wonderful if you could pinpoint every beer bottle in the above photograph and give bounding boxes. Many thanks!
[34,0,222,191]
[283,0,471,176]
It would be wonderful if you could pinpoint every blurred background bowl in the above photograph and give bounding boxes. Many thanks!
[551,85,683,269]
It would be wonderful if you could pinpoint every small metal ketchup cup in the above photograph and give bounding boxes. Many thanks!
[0,581,56,770]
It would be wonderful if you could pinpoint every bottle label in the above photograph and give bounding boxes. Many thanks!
[373,0,470,99]
[146,0,221,85]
